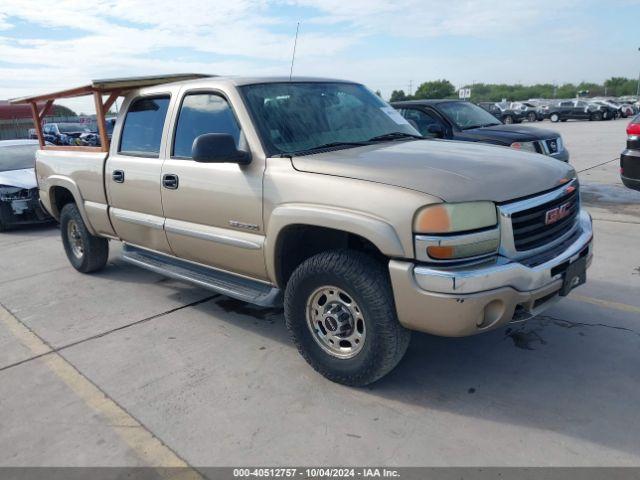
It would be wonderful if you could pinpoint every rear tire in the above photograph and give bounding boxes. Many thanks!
[60,203,109,273]
[592,112,603,121]
[284,250,411,386]
[527,112,537,122]
[503,115,514,124]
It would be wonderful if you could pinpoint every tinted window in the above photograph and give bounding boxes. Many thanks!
[173,93,241,158]
[0,144,38,172]
[119,96,170,157]
[400,109,442,137]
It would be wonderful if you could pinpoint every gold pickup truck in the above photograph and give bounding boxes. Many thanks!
[12,74,593,385]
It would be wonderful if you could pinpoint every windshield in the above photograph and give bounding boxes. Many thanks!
[58,123,90,133]
[437,101,502,129]
[0,144,37,172]
[241,82,420,155]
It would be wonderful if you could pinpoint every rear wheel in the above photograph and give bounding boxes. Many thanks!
[503,115,514,124]
[284,250,411,386]
[60,203,109,273]
[592,112,603,121]
[550,113,560,122]
[527,112,537,122]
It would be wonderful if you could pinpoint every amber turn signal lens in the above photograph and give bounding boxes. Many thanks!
[414,205,450,233]
[426,245,455,259]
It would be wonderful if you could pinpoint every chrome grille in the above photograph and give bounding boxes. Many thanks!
[510,187,579,251]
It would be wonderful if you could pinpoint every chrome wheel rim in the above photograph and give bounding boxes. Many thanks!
[305,286,366,359]
[67,220,84,259]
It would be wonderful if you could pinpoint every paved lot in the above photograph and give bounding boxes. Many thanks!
[1,118,639,469]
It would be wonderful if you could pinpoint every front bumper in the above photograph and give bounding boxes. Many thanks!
[390,210,593,337]
[0,192,53,229]
[550,148,570,162]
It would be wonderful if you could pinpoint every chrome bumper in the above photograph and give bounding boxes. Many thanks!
[389,210,593,337]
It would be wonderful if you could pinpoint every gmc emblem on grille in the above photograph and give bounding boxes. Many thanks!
[545,202,571,225]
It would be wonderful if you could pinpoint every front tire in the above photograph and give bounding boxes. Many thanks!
[503,115,514,124]
[60,203,109,273]
[550,113,560,122]
[527,112,537,122]
[284,250,411,386]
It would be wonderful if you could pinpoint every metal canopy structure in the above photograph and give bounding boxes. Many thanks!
[9,73,212,152]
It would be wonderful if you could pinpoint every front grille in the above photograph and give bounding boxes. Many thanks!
[511,187,579,251]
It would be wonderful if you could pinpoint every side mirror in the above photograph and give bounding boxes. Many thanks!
[427,124,444,137]
[192,133,251,164]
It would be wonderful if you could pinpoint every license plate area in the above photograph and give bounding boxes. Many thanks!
[559,256,587,296]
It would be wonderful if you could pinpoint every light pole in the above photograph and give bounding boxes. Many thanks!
[637,47,640,98]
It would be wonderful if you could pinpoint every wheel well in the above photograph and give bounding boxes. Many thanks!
[49,186,75,218]
[274,225,387,288]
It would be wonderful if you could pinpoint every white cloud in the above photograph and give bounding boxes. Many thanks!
[0,0,636,104]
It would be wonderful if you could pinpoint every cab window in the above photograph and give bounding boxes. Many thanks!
[119,96,170,157]
[172,93,242,159]
[400,109,442,137]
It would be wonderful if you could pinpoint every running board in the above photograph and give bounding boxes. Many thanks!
[121,244,282,307]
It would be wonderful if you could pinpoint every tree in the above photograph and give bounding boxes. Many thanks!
[413,79,456,100]
[390,89,408,102]
[52,105,77,117]
[375,90,382,97]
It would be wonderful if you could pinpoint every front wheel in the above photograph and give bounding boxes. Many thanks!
[550,113,560,122]
[527,112,537,122]
[284,250,411,386]
[503,115,514,124]
[60,203,109,273]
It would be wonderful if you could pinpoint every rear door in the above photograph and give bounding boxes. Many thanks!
[105,93,173,253]
[159,88,267,280]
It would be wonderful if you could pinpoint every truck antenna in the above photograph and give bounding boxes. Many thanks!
[289,22,300,81]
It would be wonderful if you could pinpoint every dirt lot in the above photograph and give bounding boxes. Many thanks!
[1,118,639,469]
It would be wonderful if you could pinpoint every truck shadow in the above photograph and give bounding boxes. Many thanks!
[188,279,640,459]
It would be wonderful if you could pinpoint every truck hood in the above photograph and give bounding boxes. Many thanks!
[464,124,560,141]
[0,168,37,189]
[291,139,575,203]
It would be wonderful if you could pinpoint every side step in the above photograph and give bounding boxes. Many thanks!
[121,244,282,307]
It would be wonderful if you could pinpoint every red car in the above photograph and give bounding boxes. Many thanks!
[621,114,640,190]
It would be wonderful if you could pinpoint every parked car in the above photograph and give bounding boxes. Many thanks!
[0,140,53,231]
[510,102,544,122]
[14,75,593,386]
[42,122,92,145]
[545,100,610,122]
[621,114,640,190]
[392,99,569,161]
[477,102,525,124]
[78,118,117,147]
[594,99,635,118]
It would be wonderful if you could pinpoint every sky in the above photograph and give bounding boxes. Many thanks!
[0,0,639,110]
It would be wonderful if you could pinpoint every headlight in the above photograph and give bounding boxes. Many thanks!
[413,202,499,262]
[414,202,497,234]
[510,141,537,153]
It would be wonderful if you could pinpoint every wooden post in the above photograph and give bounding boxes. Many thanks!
[93,91,109,152]
[29,102,45,148]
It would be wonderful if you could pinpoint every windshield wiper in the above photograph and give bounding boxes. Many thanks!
[461,123,500,130]
[367,132,424,142]
[289,141,371,156]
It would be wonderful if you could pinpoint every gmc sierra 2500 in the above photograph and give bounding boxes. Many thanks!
[11,74,593,386]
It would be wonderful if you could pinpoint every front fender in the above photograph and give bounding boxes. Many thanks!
[264,203,406,283]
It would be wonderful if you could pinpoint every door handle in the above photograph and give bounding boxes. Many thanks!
[162,173,179,190]
[112,170,125,183]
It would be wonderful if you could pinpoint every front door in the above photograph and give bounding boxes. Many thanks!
[160,90,267,280]
[106,95,173,253]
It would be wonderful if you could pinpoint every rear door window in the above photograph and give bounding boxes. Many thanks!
[119,96,170,157]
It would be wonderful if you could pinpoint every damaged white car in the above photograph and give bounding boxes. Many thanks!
[0,140,52,231]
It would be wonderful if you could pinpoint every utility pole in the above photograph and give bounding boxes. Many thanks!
[408,80,413,96]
